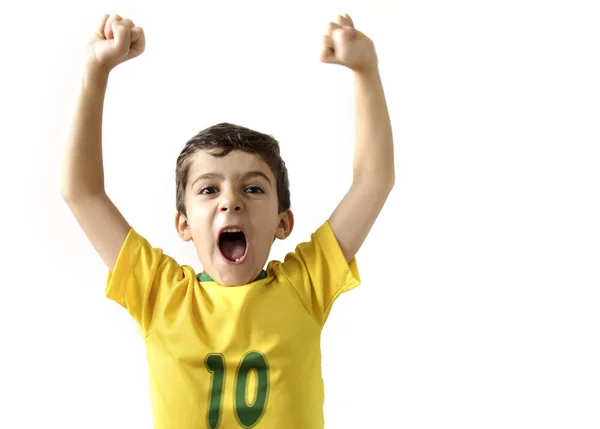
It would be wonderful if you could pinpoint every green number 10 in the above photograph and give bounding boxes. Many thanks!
[205,351,269,428]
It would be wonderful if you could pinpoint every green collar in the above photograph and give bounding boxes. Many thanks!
[197,270,268,283]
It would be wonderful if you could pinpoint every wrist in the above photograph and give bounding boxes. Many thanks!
[353,64,381,83]
[352,61,379,78]
[81,64,110,92]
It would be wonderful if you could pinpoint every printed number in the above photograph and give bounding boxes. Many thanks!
[206,354,226,428]
[205,351,269,429]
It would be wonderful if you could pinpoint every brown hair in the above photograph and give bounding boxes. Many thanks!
[176,123,291,217]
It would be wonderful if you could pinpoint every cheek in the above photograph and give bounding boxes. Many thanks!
[187,203,214,232]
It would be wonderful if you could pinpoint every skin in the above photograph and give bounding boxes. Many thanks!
[175,150,294,286]
[62,12,394,290]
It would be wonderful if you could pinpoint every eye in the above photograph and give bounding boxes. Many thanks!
[199,186,218,195]
[245,186,264,194]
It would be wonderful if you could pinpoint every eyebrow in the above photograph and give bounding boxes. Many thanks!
[243,171,272,186]
[191,173,224,188]
[191,171,272,188]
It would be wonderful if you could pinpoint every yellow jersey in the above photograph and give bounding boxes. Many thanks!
[106,220,360,428]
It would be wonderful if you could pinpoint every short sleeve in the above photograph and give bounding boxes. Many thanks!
[105,227,188,336]
[275,220,361,326]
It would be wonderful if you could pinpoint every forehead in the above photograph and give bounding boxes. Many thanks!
[187,150,275,183]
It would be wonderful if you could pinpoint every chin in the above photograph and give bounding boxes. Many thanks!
[209,257,256,287]
[219,271,255,287]
[208,237,267,285]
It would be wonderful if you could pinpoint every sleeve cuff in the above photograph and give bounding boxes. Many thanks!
[105,227,142,306]
[316,220,361,300]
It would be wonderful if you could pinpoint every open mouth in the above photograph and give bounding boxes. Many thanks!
[218,228,248,263]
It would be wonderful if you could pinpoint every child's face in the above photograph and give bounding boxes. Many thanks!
[176,149,293,286]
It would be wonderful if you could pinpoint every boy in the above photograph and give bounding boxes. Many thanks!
[61,12,394,429]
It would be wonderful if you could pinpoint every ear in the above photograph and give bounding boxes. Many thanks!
[175,211,193,242]
[275,209,294,240]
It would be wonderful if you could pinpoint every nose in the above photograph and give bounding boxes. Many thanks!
[218,187,243,213]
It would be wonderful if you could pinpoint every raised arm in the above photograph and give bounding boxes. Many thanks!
[60,14,145,270]
[321,14,395,262]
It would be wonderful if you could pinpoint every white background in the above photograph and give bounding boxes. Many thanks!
[1,0,599,428]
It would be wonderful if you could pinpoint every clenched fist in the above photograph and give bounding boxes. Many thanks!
[85,14,145,73]
[320,14,378,73]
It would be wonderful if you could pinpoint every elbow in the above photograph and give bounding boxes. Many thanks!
[388,175,395,192]
[353,168,395,193]
[60,183,105,204]
[352,175,395,196]
[60,186,79,204]
[60,171,105,202]
[59,181,73,202]
[60,178,79,203]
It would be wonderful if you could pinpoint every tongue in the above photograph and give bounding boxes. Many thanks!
[221,238,245,261]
